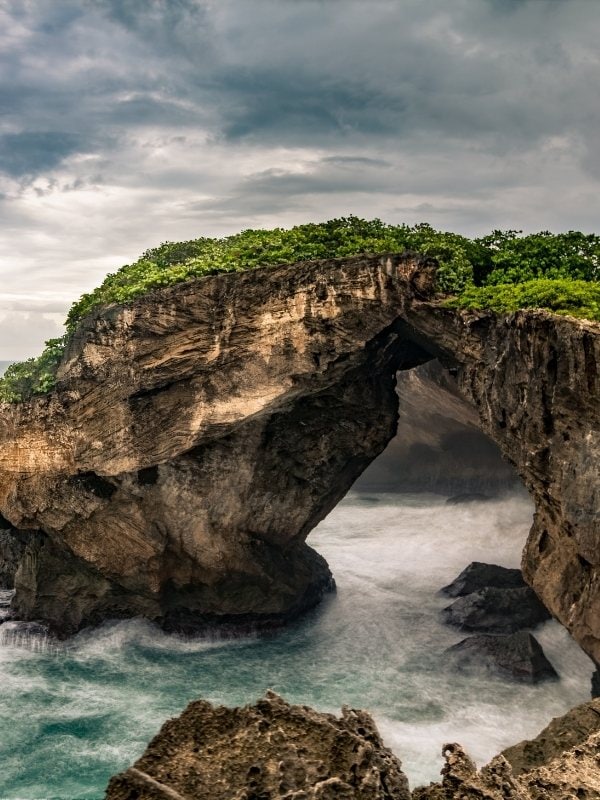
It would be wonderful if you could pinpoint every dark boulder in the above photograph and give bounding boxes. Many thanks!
[440,561,525,598]
[441,586,550,633]
[445,631,558,683]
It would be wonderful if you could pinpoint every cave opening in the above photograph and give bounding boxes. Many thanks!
[299,359,593,782]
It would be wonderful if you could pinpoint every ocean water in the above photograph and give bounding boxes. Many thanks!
[0,491,592,799]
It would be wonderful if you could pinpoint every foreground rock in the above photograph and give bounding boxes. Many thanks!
[445,631,558,683]
[440,562,525,598]
[413,735,600,799]
[106,694,600,800]
[441,587,550,634]
[105,691,410,800]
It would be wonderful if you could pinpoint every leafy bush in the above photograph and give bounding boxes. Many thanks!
[2,218,599,404]
[474,230,600,285]
[445,279,600,321]
[0,336,69,403]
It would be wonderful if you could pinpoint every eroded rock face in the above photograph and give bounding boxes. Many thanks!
[413,736,600,800]
[401,304,600,665]
[0,253,598,659]
[0,254,434,636]
[105,693,600,799]
[105,691,410,800]
[501,697,600,775]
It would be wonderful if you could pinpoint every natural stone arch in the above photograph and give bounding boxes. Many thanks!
[0,253,598,671]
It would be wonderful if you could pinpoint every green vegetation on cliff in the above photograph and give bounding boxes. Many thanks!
[445,279,600,320]
[1,217,599,403]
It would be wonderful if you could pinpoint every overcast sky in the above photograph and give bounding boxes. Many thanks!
[1,0,599,358]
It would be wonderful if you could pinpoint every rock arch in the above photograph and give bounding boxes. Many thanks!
[0,254,598,667]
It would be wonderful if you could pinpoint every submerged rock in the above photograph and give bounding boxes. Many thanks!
[440,562,525,598]
[445,631,558,683]
[445,493,492,504]
[105,691,410,800]
[441,586,550,633]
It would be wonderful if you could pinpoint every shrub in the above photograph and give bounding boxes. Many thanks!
[444,279,600,321]
[0,335,69,403]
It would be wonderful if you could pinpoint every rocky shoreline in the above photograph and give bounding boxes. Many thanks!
[105,692,600,799]
[0,253,598,796]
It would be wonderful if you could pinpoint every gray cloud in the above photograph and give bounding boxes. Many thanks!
[0,0,599,358]
[0,131,88,177]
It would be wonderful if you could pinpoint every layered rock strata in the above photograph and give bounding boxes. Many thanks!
[0,253,598,662]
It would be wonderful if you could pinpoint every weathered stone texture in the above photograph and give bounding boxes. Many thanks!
[105,691,410,800]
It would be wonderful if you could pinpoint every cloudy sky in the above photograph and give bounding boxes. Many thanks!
[1,0,599,358]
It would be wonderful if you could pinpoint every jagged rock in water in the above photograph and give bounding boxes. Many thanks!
[501,697,600,775]
[445,631,558,683]
[104,691,410,800]
[0,251,598,662]
[441,586,550,634]
[413,734,600,799]
[440,562,525,598]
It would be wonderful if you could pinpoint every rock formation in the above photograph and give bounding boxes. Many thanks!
[445,631,558,683]
[440,563,526,598]
[105,693,600,799]
[413,734,600,800]
[105,691,410,800]
[353,361,519,496]
[441,586,550,634]
[0,253,598,666]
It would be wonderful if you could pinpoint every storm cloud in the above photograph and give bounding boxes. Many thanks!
[0,0,599,357]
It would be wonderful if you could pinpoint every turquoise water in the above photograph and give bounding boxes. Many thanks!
[0,491,592,799]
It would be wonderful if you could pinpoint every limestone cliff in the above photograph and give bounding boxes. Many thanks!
[0,253,598,666]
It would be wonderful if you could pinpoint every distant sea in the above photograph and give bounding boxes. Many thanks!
[0,361,12,376]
